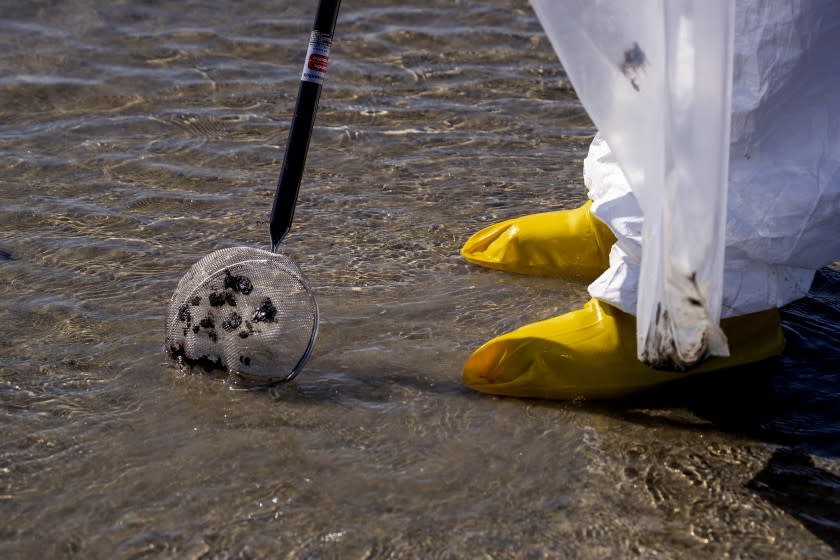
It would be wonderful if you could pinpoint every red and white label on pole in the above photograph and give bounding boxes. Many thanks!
[301,31,332,85]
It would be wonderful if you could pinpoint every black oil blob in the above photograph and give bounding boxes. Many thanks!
[209,288,237,307]
[252,298,277,323]
[167,344,225,373]
[620,42,647,91]
[238,331,249,339]
[222,312,242,332]
[177,304,192,325]
[239,355,251,366]
[224,270,253,295]
[208,330,218,343]
[192,325,200,334]
[687,274,702,306]
[199,314,215,330]
[190,295,201,306]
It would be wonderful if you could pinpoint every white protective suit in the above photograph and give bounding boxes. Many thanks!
[531,0,840,367]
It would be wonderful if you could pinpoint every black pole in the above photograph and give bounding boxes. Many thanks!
[269,0,341,252]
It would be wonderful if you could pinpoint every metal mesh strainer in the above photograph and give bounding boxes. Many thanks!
[164,0,340,384]
[165,247,318,383]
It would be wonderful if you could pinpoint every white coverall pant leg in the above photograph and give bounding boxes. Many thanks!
[586,0,840,319]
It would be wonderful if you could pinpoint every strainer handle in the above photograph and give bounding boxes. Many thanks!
[270,0,342,252]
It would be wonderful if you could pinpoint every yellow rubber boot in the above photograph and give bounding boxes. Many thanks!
[460,200,617,281]
[463,299,785,400]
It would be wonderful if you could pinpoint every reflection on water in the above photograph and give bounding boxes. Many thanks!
[1,0,838,557]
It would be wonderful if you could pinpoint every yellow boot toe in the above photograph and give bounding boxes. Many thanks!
[460,200,616,281]
[463,299,785,400]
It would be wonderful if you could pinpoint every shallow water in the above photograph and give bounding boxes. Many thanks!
[2,0,839,558]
